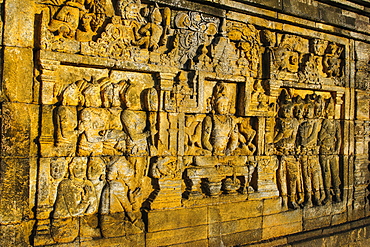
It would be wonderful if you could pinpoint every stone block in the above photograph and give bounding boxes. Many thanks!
[209,200,263,223]
[291,237,324,247]
[249,237,288,247]
[303,215,331,231]
[277,13,316,27]
[303,204,332,219]
[0,158,31,223]
[262,221,302,240]
[331,212,348,226]
[220,229,262,247]
[3,0,34,47]
[245,0,282,9]
[351,208,366,221]
[171,239,209,247]
[263,210,302,228]
[209,216,262,237]
[146,206,208,232]
[79,233,145,247]
[282,0,319,21]
[146,225,208,247]
[350,218,370,229]
[1,102,32,158]
[2,47,34,103]
[287,228,323,244]
[263,197,284,215]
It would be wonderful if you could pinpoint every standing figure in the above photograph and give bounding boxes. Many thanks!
[297,99,324,207]
[100,157,142,238]
[51,157,99,243]
[55,82,83,156]
[77,82,107,156]
[121,86,150,156]
[87,157,106,206]
[274,101,303,209]
[49,158,68,206]
[318,97,342,203]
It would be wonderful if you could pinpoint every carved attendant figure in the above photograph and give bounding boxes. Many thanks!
[297,99,324,207]
[51,157,98,243]
[121,86,150,156]
[55,82,83,156]
[318,97,342,203]
[77,82,107,156]
[100,157,141,237]
[274,100,303,209]
[137,5,163,50]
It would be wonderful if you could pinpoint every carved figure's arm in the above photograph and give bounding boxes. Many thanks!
[306,120,320,145]
[202,116,213,151]
[335,121,342,153]
[273,118,283,143]
[227,124,239,155]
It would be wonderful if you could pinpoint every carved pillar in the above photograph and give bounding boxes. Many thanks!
[157,72,177,155]
[39,59,60,105]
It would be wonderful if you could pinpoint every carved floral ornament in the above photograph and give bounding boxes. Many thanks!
[34,1,351,246]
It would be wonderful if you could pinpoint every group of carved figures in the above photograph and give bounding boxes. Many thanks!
[51,77,153,243]
[45,0,345,88]
[48,0,173,49]
[55,77,154,157]
[49,79,260,242]
[49,155,145,243]
[274,90,342,209]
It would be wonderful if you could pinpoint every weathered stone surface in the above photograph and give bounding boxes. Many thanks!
[1,102,34,158]
[146,207,208,232]
[3,0,34,47]
[1,0,370,246]
[0,158,30,223]
[146,225,208,247]
[209,216,262,237]
[2,47,33,103]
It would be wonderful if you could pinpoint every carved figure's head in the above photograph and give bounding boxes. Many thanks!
[215,96,230,115]
[314,95,325,118]
[50,158,67,180]
[279,102,294,118]
[123,85,141,109]
[62,83,80,106]
[100,77,114,108]
[83,83,102,107]
[87,157,105,180]
[304,102,315,119]
[313,39,328,56]
[124,1,141,20]
[151,7,162,24]
[69,157,88,180]
[326,97,335,118]
[261,30,276,47]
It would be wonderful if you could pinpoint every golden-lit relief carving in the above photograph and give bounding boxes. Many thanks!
[183,82,257,200]
[274,89,342,210]
[33,1,353,245]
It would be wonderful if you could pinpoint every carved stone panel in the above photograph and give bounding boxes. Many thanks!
[19,1,368,246]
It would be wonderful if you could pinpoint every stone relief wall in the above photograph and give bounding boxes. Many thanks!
[1,0,370,246]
